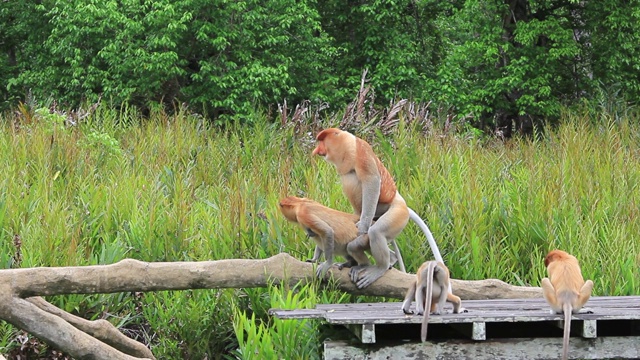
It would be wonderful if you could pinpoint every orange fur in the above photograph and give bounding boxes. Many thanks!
[278,196,371,277]
[541,249,593,360]
[313,128,410,288]
[279,196,360,243]
[313,128,397,207]
[401,261,465,342]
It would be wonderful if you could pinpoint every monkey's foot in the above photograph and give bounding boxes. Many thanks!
[579,308,594,314]
[349,265,366,283]
[354,266,387,289]
[316,261,332,278]
[306,259,319,263]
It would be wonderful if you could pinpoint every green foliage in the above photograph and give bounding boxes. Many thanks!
[234,283,321,360]
[3,0,334,117]
[2,0,639,121]
[1,104,639,357]
[583,1,640,101]
[316,0,446,102]
[143,290,236,359]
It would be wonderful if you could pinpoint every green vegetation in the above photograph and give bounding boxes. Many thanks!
[0,103,638,358]
[2,0,639,127]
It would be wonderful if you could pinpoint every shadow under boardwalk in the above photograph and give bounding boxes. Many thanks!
[269,295,640,360]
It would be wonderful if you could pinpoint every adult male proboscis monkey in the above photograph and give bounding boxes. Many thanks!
[278,196,405,277]
[541,249,594,360]
[312,128,445,289]
[401,260,465,342]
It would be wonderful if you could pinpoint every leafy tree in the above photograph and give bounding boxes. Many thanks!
[3,0,334,117]
[582,1,640,101]
[2,0,638,126]
[181,0,335,117]
[0,1,52,108]
[423,0,586,132]
[316,0,446,102]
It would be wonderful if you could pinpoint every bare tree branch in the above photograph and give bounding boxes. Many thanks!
[27,297,155,359]
[0,253,541,359]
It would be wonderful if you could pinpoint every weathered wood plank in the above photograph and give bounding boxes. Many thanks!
[270,296,640,325]
[322,307,640,325]
[324,337,640,360]
[314,296,640,311]
[267,308,326,319]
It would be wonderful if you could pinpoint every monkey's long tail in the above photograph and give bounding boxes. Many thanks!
[562,303,572,360]
[421,261,436,342]
[391,240,406,272]
[408,208,444,264]
[409,208,452,291]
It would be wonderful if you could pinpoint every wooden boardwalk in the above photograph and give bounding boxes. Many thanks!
[270,295,640,359]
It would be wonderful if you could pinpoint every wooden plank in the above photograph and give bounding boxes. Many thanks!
[267,308,327,319]
[271,296,640,326]
[314,296,640,311]
[323,336,640,360]
[316,297,640,312]
[322,307,640,325]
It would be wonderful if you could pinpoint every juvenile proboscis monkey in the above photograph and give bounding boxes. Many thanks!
[401,261,465,342]
[278,196,404,277]
[312,128,445,289]
[541,249,594,360]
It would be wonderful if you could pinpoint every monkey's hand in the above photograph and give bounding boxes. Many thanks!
[454,308,468,314]
[578,308,594,314]
[349,265,366,283]
[306,258,318,263]
[402,308,414,315]
[354,220,368,236]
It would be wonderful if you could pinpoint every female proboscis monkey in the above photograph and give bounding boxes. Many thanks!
[541,249,593,360]
[312,128,445,289]
[278,196,405,277]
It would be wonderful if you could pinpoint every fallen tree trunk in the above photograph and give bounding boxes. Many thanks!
[0,253,541,359]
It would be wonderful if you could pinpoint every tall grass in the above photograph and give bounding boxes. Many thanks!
[0,103,638,358]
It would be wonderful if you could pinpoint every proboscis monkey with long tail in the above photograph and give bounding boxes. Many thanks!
[541,249,594,360]
[312,128,445,289]
[401,260,465,342]
[278,196,405,277]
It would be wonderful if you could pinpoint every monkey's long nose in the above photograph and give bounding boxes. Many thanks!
[312,147,326,156]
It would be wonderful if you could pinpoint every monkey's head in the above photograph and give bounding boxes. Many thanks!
[312,128,343,156]
[278,196,309,223]
[544,249,571,267]
[312,128,353,164]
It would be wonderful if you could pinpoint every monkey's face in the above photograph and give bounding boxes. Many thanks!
[312,128,343,162]
[278,196,308,223]
[312,141,327,157]
[278,203,298,223]
[278,196,311,222]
